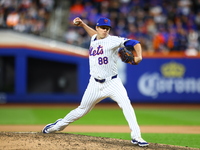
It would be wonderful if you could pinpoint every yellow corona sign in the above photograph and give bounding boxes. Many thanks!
[161,61,185,77]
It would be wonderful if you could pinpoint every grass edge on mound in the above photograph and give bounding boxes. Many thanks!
[71,132,200,149]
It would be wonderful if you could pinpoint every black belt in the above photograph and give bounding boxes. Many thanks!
[94,75,117,83]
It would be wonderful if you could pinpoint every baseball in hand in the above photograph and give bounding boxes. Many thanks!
[73,20,79,25]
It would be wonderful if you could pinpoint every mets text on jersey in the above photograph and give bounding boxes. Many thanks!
[89,45,103,56]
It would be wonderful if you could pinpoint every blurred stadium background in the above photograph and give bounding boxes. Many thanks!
[0,0,200,104]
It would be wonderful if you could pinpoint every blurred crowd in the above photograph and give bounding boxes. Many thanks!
[1,0,200,54]
[0,0,54,35]
[66,0,200,54]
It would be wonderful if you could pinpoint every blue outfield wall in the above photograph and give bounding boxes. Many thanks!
[0,47,89,103]
[0,47,200,103]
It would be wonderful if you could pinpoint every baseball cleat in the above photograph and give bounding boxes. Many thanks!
[131,137,149,147]
[42,119,62,133]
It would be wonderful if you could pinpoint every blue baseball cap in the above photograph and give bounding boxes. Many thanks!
[96,17,111,27]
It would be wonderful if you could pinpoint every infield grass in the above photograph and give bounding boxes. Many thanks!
[0,107,199,125]
[0,106,200,148]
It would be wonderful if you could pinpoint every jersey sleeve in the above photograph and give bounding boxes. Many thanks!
[91,34,97,41]
[124,39,140,50]
[112,36,140,49]
[112,36,130,48]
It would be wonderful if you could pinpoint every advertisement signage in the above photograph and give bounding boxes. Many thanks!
[127,59,200,103]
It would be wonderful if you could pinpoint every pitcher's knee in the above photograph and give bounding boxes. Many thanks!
[75,106,90,118]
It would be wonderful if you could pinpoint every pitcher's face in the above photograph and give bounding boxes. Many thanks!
[96,26,110,39]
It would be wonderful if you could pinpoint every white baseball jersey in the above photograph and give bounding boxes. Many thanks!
[89,34,127,79]
[50,34,142,140]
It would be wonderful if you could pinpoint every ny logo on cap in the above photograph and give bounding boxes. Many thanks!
[104,19,108,23]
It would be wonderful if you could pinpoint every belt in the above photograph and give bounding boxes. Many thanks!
[94,75,117,83]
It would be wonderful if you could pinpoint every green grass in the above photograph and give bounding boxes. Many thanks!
[0,108,71,124]
[0,107,200,148]
[72,132,200,149]
[136,109,200,125]
[0,107,200,125]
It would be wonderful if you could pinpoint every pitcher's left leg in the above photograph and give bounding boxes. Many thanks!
[42,77,103,133]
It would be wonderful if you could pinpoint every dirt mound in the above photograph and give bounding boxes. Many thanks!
[0,132,198,150]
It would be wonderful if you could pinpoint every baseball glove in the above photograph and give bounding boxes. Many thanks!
[118,47,136,65]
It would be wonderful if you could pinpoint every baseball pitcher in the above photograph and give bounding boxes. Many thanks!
[42,17,149,147]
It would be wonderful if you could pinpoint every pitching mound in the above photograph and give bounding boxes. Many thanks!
[0,132,198,150]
